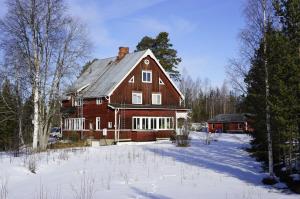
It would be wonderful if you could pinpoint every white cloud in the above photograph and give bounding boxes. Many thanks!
[66,0,167,56]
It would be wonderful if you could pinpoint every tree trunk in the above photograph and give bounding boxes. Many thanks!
[32,80,39,149]
[263,0,274,177]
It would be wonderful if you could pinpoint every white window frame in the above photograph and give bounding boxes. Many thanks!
[74,98,83,106]
[129,76,134,83]
[159,78,164,85]
[132,92,142,104]
[108,122,112,128]
[142,70,152,83]
[132,117,173,131]
[96,117,101,130]
[96,98,102,105]
[152,93,161,105]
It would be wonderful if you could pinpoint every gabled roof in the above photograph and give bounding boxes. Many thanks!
[70,49,184,99]
[207,114,248,123]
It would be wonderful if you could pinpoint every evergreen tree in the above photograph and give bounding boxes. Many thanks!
[0,80,18,151]
[136,32,181,81]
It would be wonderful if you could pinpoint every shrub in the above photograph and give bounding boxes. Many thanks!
[262,176,278,185]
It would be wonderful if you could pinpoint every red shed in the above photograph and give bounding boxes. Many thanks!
[61,47,188,142]
[207,114,253,133]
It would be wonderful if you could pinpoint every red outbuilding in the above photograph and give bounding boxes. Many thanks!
[207,114,253,133]
[61,47,188,142]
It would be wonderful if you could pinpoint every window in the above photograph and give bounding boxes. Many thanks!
[64,118,85,131]
[132,117,173,130]
[142,70,152,83]
[152,93,161,105]
[144,59,150,65]
[238,123,242,129]
[74,98,83,106]
[96,98,102,105]
[96,117,101,130]
[129,76,134,83]
[159,78,164,85]
[108,122,112,128]
[132,92,142,104]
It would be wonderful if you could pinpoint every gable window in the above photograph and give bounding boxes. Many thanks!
[129,76,134,83]
[142,70,152,83]
[132,92,142,104]
[96,117,101,130]
[74,98,83,106]
[152,93,161,105]
[96,98,102,105]
[159,78,164,85]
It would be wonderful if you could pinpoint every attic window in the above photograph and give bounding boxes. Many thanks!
[159,78,164,85]
[129,76,134,83]
[142,70,152,83]
[144,59,150,65]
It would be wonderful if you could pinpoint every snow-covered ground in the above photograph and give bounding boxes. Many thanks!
[0,132,299,199]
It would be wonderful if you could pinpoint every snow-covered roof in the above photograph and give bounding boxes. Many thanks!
[70,49,184,99]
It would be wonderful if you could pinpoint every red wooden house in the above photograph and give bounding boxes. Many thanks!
[207,114,253,133]
[61,47,188,142]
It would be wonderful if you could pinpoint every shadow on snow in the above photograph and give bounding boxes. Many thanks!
[144,134,265,187]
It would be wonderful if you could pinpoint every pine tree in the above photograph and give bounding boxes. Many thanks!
[136,32,181,81]
[0,80,18,151]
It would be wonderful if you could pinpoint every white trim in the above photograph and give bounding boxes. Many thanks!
[107,49,184,99]
[132,116,174,131]
[64,118,85,131]
[108,104,189,111]
[76,84,89,93]
[96,117,101,130]
[159,78,164,85]
[96,98,102,105]
[74,98,83,106]
[142,70,152,83]
[132,91,143,104]
[129,76,134,83]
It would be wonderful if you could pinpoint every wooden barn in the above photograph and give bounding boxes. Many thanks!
[61,47,188,142]
[207,113,253,133]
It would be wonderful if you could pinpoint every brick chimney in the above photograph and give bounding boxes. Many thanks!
[117,47,129,61]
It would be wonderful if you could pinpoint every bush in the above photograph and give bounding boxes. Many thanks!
[27,155,37,174]
[176,135,190,147]
[262,176,278,185]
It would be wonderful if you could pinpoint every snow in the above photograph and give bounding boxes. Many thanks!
[0,132,299,199]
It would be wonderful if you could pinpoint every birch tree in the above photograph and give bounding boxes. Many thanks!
[0,0,90,150]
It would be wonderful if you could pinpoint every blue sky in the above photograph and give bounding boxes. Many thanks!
[0,0,246,87]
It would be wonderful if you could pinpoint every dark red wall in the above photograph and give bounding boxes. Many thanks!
[110,56,181,106]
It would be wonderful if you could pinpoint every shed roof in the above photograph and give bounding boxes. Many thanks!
[68,49,184,99]
[207,114,248,123]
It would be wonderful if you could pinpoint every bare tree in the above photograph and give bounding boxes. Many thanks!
[0,0,90,150]
[228,0,276,179]
[226,0,275,95]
